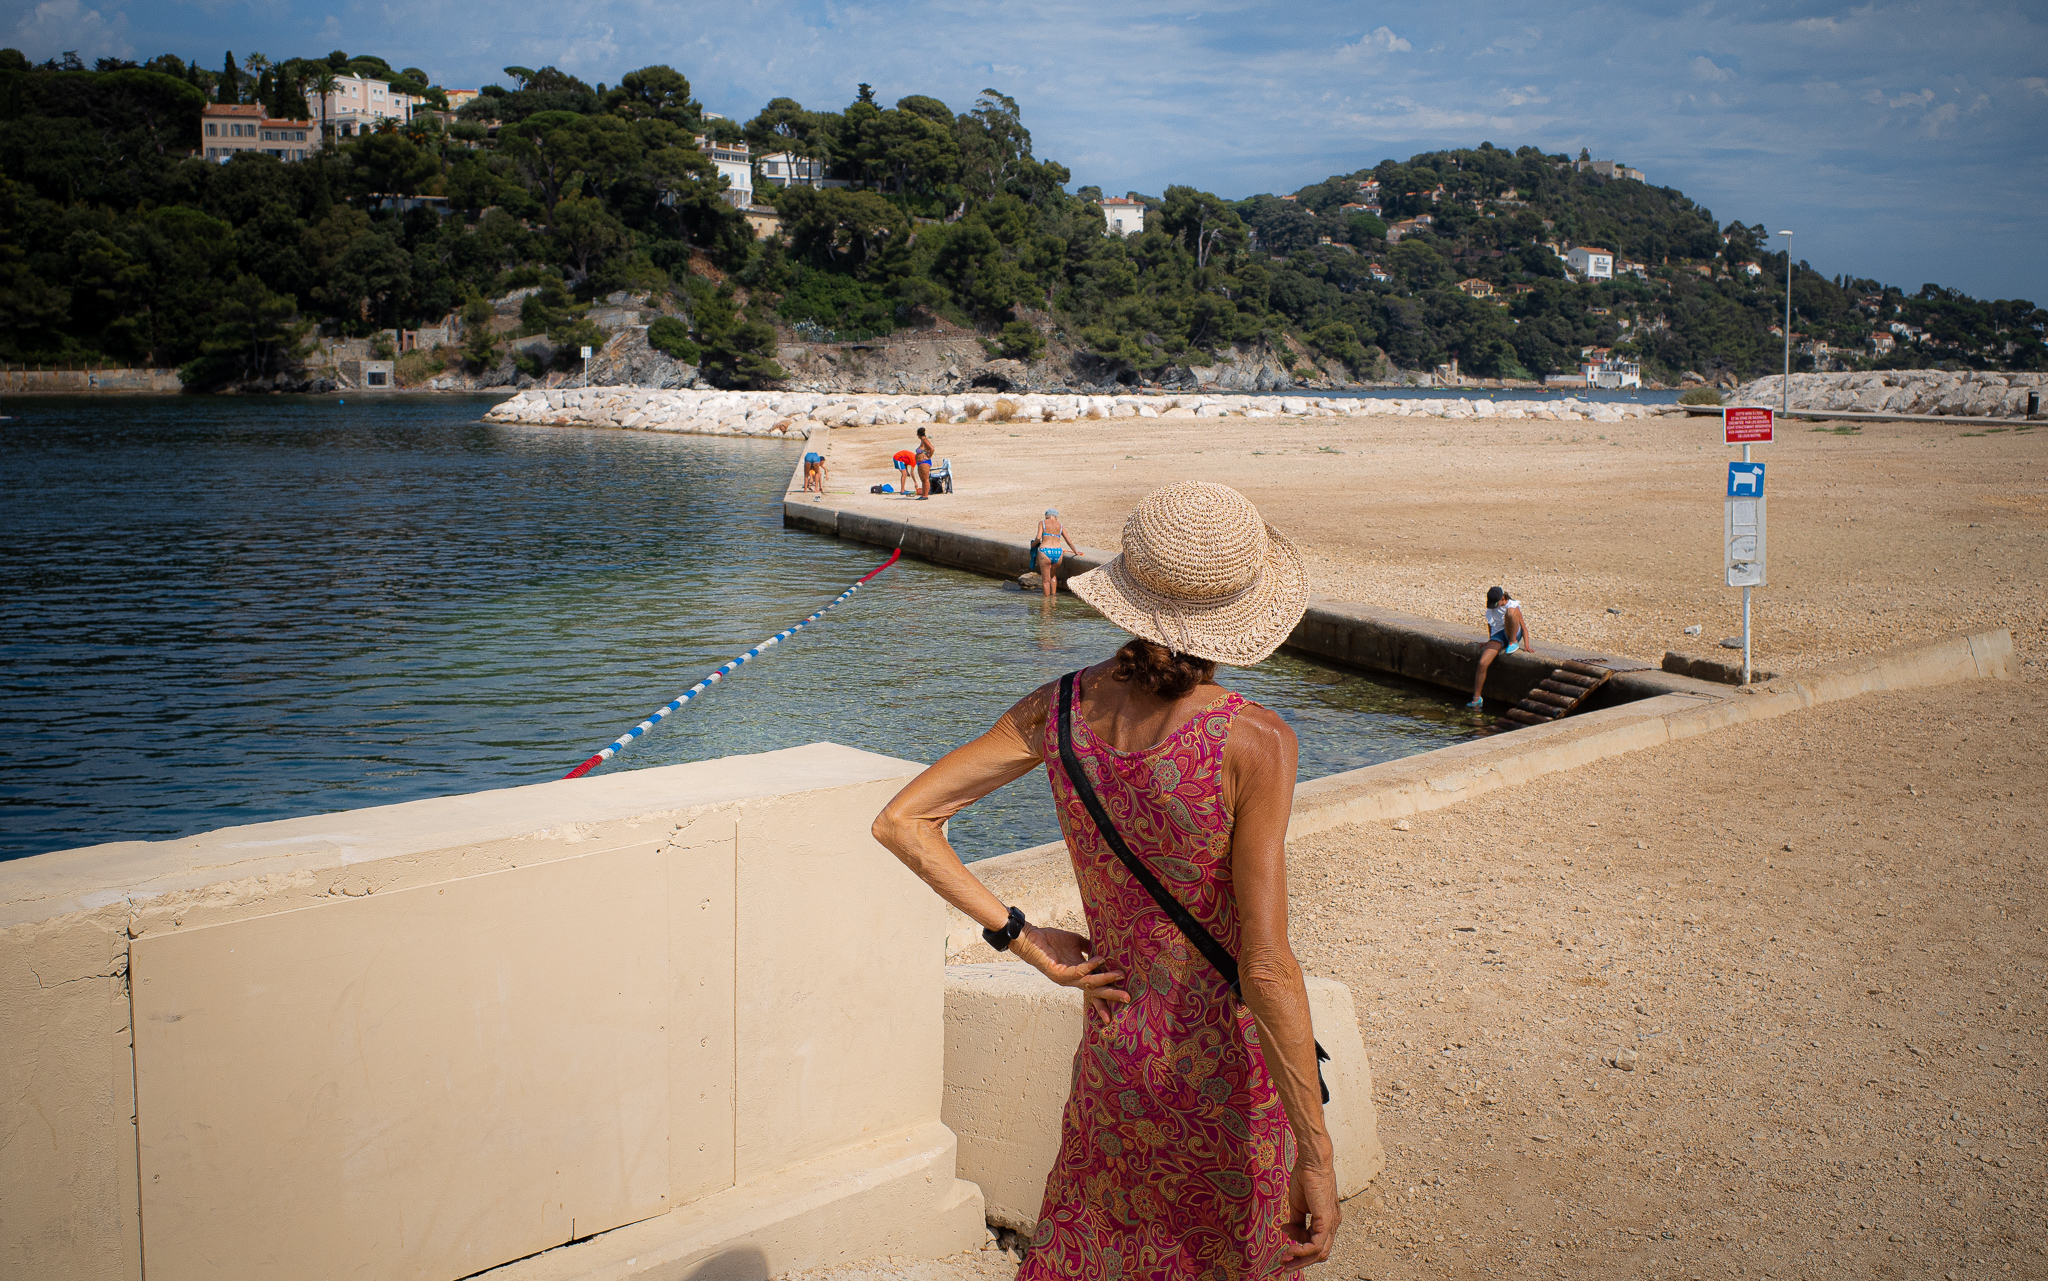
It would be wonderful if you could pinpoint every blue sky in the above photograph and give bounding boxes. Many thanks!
[10,0,2046,302]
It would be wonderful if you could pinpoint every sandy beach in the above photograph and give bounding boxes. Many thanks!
[788,409,2045,1280]
[812,410,2046,680]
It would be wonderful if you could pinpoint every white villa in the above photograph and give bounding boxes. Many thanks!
[1583,357,1643,389]
[1566,245,1615,280]
[695,136,754,208]
[1100,196,1146,237]
[317,74,425,139]
[758,152,832,189]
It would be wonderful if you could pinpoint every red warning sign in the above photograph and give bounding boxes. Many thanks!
[1724,406,1774,444]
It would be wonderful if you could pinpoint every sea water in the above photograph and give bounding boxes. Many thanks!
[0,394,1479,862]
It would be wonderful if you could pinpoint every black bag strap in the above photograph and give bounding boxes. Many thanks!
[1055,671,1329,1103]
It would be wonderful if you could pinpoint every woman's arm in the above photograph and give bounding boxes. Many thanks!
[1226,707,1340,1269]
[1509,604,1530,646]
[872,685,1128,1003]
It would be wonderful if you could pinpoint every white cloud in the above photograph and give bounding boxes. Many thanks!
[1480,26,1544,55]
[1690,55,1735,82]
[11,0,132,61]
[1338,25,1411,58]
[1499,84,1549,106]
[2022,77,2047,99]
[1921,101,1958,135]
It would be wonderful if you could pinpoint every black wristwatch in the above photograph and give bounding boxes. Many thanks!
[983,906,1027,952]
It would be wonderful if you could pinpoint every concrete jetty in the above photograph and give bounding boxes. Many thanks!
[483,386,1683,438]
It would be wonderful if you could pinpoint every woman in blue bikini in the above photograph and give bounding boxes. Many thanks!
[1468,585,1531,708]
[1033,509,1071,600]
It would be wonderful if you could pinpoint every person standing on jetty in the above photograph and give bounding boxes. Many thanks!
[801,449,828,494]
[892,448,917,494]
[914,426,935,499]
[874,482,1339,1278]
[1468,585,1531,708]
[1033,509,1072,599]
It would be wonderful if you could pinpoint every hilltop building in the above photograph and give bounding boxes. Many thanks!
[694,136,754,207]
[758,152,831,189]
[317,73,425,139]
[200,104,314,162]
[1100,196,1146,237]
[1567,246,1615,280]
[1575,158,1647,182]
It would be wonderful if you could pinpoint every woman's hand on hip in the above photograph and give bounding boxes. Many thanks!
[1009,925,1128,1016]
[1279,1152,1340,1270]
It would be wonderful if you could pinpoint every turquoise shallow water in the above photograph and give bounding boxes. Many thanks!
[0,394,1481,863]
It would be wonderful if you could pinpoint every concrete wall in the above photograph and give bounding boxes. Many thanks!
[942,964,1382,1232]
[0,367,183,393]
[0,744,983,1281]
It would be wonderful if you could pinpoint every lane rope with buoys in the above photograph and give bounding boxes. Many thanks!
[562,548,902,779]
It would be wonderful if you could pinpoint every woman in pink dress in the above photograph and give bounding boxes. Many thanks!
[873,482,1338,1278]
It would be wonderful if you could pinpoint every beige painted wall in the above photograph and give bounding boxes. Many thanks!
[1,744,981,1281]
[942,963,1382,1232]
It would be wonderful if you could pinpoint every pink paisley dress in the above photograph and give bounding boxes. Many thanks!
[1021,678,1294,1281]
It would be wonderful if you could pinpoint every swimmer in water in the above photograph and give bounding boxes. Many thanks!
[1034,508,1072,600]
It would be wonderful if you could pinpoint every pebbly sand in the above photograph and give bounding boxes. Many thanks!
[784,411,2044,1280]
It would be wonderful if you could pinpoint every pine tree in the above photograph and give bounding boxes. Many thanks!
[219,50,239,103]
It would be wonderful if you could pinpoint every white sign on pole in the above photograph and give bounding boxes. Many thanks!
[580,346,594,358]
[1725,462,1766,587]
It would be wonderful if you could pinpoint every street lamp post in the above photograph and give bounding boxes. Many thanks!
[1778,230,1794,420]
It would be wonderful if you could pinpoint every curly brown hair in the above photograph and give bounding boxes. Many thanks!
[1108,638,1218,699]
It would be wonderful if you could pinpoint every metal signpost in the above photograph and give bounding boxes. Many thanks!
[580,345,593,388]
[1726,461,1766,684]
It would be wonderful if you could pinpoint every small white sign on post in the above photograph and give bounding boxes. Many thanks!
[1725,462,1766,586]
[580,346,593,359]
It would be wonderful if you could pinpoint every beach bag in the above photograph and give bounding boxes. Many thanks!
[1054,672,1330,1104]
[871,484,892,494]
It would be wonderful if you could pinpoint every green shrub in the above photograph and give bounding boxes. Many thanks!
[394,346,448,386]
[647,315,702,364]
[460,299,499,368]
[995,319,1044,362]
[776,270,896,340]
[1678,387,1723,405]
[513,351,544,378]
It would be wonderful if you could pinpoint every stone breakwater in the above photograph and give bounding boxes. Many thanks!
[483,387,1680,436]
[1730,370,2047,418]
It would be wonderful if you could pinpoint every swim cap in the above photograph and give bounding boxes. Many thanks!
[1045,508,1059,517]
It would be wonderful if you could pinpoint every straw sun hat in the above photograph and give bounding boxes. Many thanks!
[1068,482,1309,667]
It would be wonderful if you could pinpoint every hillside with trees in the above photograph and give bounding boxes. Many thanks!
[1,46,2041,391]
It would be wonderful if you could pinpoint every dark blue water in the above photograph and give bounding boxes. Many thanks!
[0,395,1479,863]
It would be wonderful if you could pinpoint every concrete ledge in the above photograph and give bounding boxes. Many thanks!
[481,1121,984,1281]
[1290,597,1730,706]
[784,492,1723,705]
[942,965,1381,1232]
[944,628,2016,954]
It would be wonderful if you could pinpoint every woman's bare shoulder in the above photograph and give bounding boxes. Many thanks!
[1226,700,1298,769]
[999,676,1063,742]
